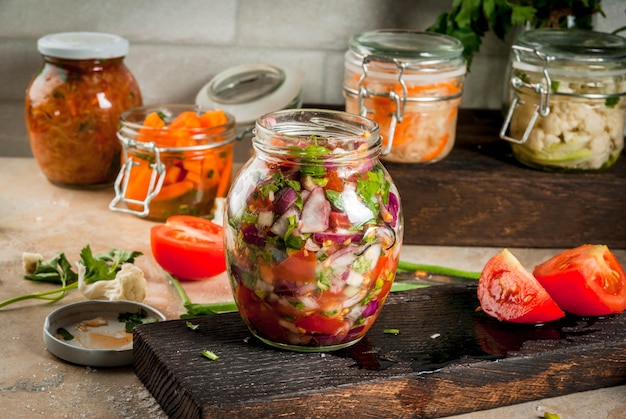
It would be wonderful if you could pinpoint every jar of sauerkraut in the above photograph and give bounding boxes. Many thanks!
[500,29,626,172]
[109,105,236,221]
[343,30,466,163]
[225,109,403,352]
[25,32,142,188]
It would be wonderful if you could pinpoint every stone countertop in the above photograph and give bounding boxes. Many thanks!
[0,157,624,418]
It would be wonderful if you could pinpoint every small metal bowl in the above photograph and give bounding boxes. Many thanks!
[43,300,166,367]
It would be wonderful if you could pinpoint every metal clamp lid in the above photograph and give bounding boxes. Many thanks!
[108,140,166,217]
[500,45,553,144]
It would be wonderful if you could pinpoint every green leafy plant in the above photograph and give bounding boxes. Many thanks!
[428,0,606,69]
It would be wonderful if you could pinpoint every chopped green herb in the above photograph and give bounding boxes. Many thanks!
[550,80,560,93]
[118,309,157,333]
[201,349,219,361]
[56,327,74,341]
[186,321,200,330]
[383,328,400,335]
[605,96,620,109]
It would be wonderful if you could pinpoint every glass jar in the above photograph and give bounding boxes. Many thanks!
[500,29,626,172]
[109,105,236,221]
[343,29,466,164]
[25,32,143,188]
[224,109,403,352]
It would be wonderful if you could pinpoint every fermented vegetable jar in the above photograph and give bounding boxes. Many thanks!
[344,29,466,163]
[25,32,142,188]
[109,105,236,221]
[225,109,403,352]
[500,29,626,172]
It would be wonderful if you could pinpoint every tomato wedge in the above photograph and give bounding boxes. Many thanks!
[533,244,626,316]
[150,215,226,280]
[477,249,565,324]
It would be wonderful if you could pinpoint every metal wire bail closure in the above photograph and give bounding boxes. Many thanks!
[500,45,553,144]
[108,140,166,217]
[356,55,408,156]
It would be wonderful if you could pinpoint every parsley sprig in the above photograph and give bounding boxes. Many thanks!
[0,245,142,310]
[428,0,606,70]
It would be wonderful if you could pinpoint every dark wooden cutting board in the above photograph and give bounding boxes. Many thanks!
[133,285,626,419]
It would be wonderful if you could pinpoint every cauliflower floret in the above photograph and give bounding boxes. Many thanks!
[22,252,44,274]
[78,262,147,302]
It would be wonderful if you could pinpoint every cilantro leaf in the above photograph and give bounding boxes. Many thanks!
[25,252,78,285]
[80,245,143,284]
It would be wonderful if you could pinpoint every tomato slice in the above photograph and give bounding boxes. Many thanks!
[295,313,348,336]
[150,215,226,280]
[477,249,565,324]
[533,244,626,316]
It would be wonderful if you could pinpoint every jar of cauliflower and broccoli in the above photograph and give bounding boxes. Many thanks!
[500,29,626,172]
[343,30,466,164]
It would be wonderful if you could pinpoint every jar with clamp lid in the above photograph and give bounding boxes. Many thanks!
[109,105,236,221]
[343,30,466,164]
[25,32,142,188]
[224,109,403,352]
[500,29,626,172]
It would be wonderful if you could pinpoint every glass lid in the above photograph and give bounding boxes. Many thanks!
[516,29,626,63]
[349,29,464,63]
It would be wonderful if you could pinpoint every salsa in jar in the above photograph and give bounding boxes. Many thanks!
[25,32,142,188]
[225,109,403,352]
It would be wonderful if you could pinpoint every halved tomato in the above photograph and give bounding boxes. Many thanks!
[533,244,626,316]
[477,249,565,324]
[150,215,226,280]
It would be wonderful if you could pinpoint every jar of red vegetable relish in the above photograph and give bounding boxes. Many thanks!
[25,32,142,188]
[224,109,404,352]
[344,30,466,163]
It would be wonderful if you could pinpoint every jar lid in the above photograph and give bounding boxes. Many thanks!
[37,32,129,59]
[516,29,626,62]
[349,29,464,64]
[196,64,303,126]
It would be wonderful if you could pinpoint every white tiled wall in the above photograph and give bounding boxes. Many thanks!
[1,0,624,157]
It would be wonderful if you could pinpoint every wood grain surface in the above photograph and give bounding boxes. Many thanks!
[384,110,626,249]
[133,285,626,418]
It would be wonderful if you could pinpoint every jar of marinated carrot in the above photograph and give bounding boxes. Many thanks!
[344,30,466,163]
[25,32,142,188]
[109,105,236,221]
[225,109,403,352]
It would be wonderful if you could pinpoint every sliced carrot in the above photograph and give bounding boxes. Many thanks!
[170,111,202,130]
[153,180,195,201]
[199,109,228,128]
[124,159,153,210]
[143,112,166,128]
[163,164,183,185]
[422,133,450,162]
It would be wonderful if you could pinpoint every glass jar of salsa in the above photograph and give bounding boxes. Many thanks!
[344,30,466,164]
[25,32,142,188]
[224,109,404,352]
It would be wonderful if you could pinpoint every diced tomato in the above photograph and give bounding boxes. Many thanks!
[296,313,348,336]
[477,249,565,324]
[533,244,626,316]
[325,169,343,192]
[329,212,352,230]
[150,215,226,280]
[271,249,318,283]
